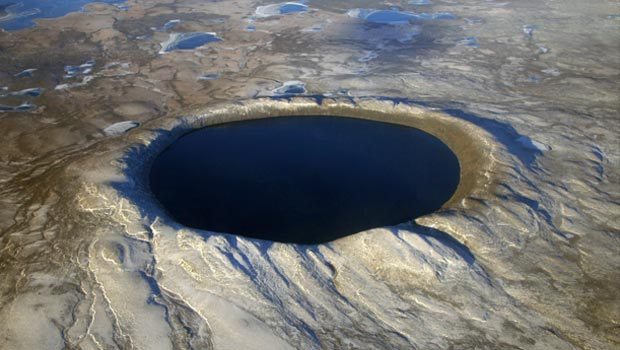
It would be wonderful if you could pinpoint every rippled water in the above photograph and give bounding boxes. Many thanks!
[0,0,619,349]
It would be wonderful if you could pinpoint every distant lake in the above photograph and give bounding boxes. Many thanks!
[0,0,125,31]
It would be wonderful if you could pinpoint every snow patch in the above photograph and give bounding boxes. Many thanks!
[255,2,308,18]
[517,135,550,152]
[0,102,36,112]
[14,68,37,78]
[55,76,95,90]
[103,121,140,136]
[272,81,306,96]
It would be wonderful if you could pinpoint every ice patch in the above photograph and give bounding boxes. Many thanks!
[197,73,220,81]
[324,88,351,97]
[163,19,180,31]
[104,62,131,70]
[517,136,550,152]
[523,24,536,38]
[64,60,95,79]
[55,76,95,90]
[457,36,479,48]
[272,80,306,96]
[255,2,308,18]
[159,32,221,53]
[5,87,44,97]
[541,68,560,76]
[409,0,431,4]
[14,68,37,78]
[103,121,140,136]
[0,102,36,112]
[114,3,129,11]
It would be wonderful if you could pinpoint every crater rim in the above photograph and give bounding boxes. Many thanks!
[118,97,497,243]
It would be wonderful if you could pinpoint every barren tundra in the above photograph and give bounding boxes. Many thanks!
[0,0,619,349]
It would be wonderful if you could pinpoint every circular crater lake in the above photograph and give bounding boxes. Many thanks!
[149,116,460,244]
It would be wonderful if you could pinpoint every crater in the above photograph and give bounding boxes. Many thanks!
[149,115,461,244]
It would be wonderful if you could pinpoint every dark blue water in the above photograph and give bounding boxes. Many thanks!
[0,0,125,31]
[171,33,218,50]
[162,32,221,52]
[279,3,307,14]
[149,116,460,244]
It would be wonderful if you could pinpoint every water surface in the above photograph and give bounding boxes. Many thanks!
[150,116,460,244]
[0,0,125,30]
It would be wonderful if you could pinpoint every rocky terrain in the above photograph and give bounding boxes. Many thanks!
[0,0,618,349]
